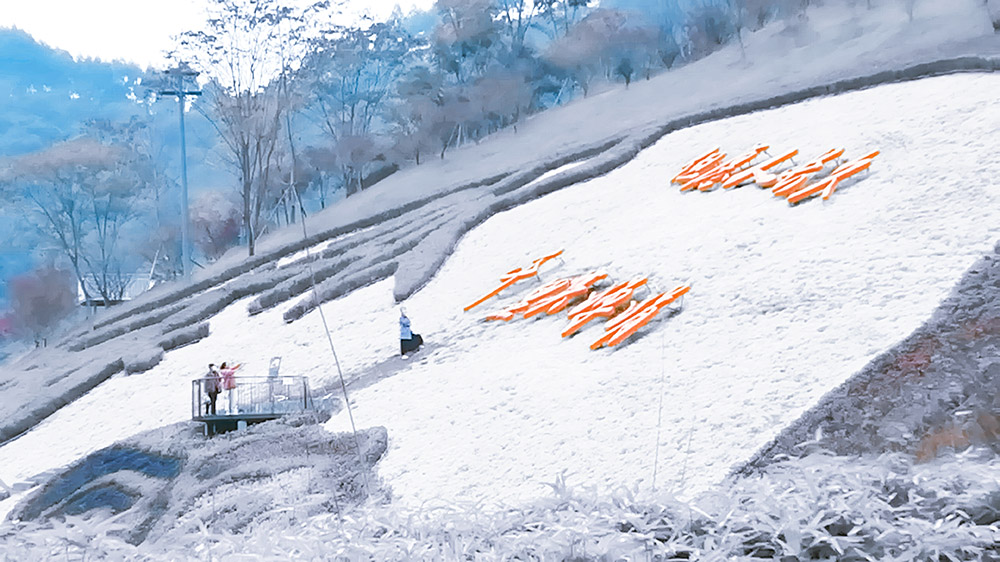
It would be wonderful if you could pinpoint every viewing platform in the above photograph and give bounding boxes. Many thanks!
[191,375,315,435]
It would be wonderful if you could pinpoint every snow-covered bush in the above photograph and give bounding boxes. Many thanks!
[7,266,77,347]
[158,322,210,352]
[191,190,242,262]
[5,449,999,560]
[124,347,164,374]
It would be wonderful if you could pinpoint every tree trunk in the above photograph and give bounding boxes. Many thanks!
[244,176,255,257]
[70,256,90,304]
[344,171,359,197]
[284,109,298,224]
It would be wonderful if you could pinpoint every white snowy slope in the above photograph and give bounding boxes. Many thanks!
[2,73,999,518]
[323,73,1000,508]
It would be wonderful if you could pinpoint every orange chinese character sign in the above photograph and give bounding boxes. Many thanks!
[770,157,828,196]
[522,271,608,318]
[484,271,608,322]
[760,148,800,170]
[721,148,798,189]
[672,147,721,184]
[464,250,564,312]
[673,145,769,192]
[590,285,690,350]
[788,150,879,204]
[561,277,649,337]
[673,145,878,205]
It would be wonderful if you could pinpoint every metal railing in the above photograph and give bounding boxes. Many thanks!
[191,376,314,420]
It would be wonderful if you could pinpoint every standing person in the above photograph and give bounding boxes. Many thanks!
[399,308,423,357]
[204,363,221,416]
[220,362,239,414]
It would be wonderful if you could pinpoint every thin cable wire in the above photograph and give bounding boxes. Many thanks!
[676,408,696,493]
[294,191,371,500]
[675,297,695,493]
[651,328,668,493]
[283,111,346,526]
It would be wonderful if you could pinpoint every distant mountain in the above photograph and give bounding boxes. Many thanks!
[0,27,153,157]
[0,28,229,311]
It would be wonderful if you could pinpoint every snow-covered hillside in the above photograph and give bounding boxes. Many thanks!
[4,4,1000,552]
[324,72,1000,507]
[3,71,999,521]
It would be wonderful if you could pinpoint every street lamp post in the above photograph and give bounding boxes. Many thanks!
[159,66,201,280]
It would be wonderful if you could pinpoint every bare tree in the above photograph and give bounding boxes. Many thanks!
[435,85,477,158]
[433,0,501,83]
[81,119,164,298]
[543,9,625,96]
[137,224,182,282]
[271,153,314,225]
[685,2,738,56]
[303,146,340,206]
[463,64,534,136]
[209,82,284,256]
[536,0,591,39]
[1,136,151,304]
[173,0,335,256]
[306,18,415,195]
[389,66,446,165]
[724,0,749,60]
[743,0,780,30]
[496,0,539,57]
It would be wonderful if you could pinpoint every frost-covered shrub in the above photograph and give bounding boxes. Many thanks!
[191,190,241,262]
[158,322,210,352]
[124,347,163,374]
[4,422,387,552]
[6,449,999,560]
[160,271,296,333]
[283,262,398,323]
[7,266,77,347]
[68,302,187,352]
[248,257,354,316]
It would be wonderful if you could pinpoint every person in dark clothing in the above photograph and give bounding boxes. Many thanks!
[205,363,221,416]
[399,309,423,356]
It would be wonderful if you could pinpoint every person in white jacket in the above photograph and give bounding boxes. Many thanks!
[399,309,423,357]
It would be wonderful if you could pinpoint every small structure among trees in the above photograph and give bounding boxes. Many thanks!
[77,272,154,307]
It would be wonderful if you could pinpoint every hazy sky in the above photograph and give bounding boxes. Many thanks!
[0,0,434,69]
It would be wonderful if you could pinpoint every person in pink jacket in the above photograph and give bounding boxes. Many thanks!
[219,362,240,413]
